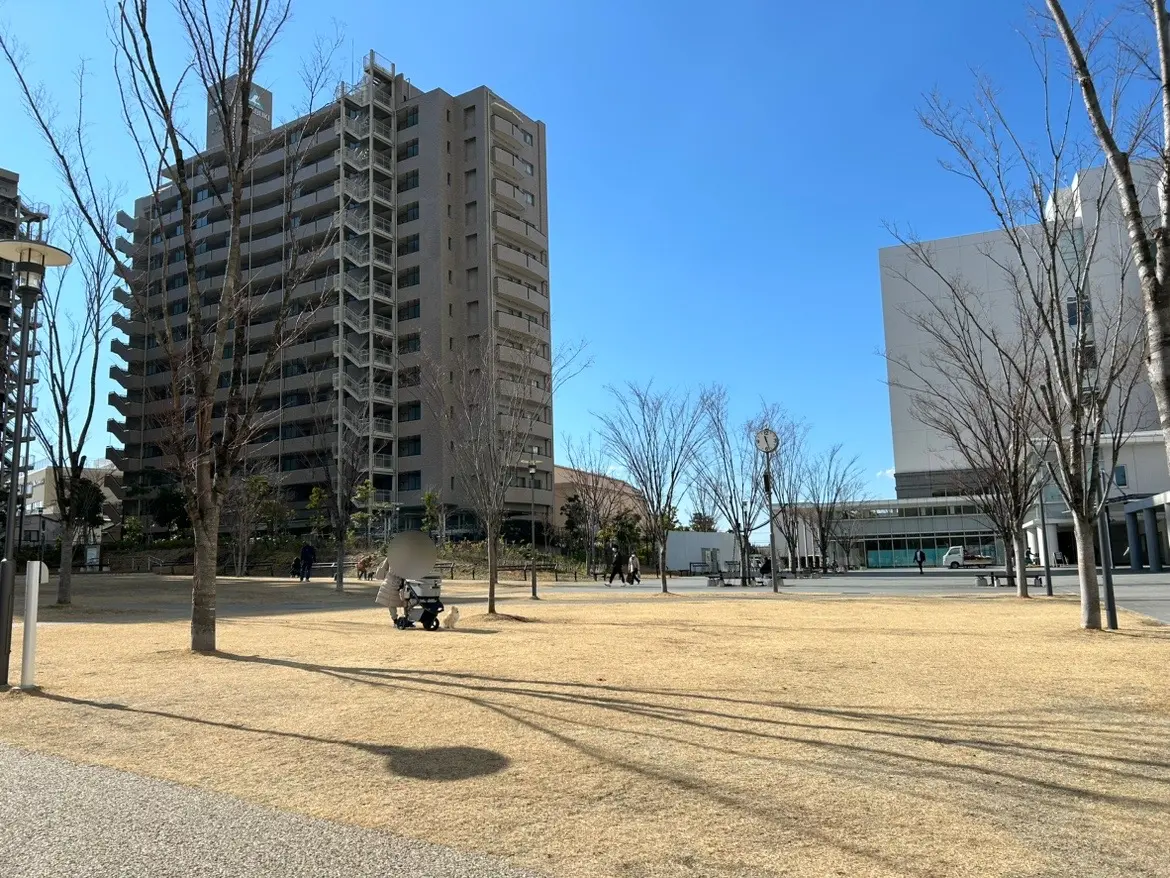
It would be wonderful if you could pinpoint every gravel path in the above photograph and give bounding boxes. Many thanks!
[0,744,545,878]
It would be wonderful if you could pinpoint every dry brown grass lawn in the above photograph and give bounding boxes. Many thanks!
[2,575,1169,878]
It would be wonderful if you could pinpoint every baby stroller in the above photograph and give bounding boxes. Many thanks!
[394,576,445,631]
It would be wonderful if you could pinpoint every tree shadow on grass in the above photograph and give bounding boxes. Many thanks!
[29,691,509,782]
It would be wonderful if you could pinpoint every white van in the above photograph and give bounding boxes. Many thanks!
[940,546,994,569]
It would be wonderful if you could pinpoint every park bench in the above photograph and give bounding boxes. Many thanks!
[433,561,456,579]
[217,561,277,577]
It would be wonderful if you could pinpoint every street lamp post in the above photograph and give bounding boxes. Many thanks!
[520,446,541,599]
[0,226,72,688]
[755,428,782,594]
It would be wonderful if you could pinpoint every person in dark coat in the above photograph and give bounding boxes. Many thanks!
[607,547,625,586]
[299,542,317,582]
[914,547,927,575]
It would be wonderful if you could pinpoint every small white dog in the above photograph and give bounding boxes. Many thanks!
[442,605,460,630]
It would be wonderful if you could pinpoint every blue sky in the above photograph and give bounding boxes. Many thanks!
[1,0,1046,494]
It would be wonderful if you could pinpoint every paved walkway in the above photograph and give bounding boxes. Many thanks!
[0,744,543,878]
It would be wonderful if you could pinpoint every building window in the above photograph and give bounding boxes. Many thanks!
[398,266,420,288]
[464,138,476,160]
[397,299,420,321]
[464,169,477,195]
[1067,296,1092,326]
[447,172,451,186]
[522,189,535,206]
[399,435,421,457]
[398,333,420,354]
[397,202,419,223]
[522,159,534,175]
[463,106,476,130]
[195,187,210,201]
[397,170,419,193]
[397,234,420,256]
[397,106,418,130]
[398,401,421,422]
[399,471,422,491]
[396,139,419,160]
[522,129,533,145]
[1114,465,1128,488]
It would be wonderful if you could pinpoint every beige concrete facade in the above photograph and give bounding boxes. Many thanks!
[108,54,553,534]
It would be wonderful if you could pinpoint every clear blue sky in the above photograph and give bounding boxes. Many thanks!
[1,0,1044,494]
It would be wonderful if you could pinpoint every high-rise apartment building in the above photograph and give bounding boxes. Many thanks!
[108,54,554,534]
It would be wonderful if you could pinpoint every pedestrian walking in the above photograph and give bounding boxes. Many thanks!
[627,552,641,585]
[607,548,625,586]
[914,547,926,575]
[299,542,317,582]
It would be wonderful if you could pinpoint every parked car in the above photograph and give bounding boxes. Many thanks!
[940,546,994,569]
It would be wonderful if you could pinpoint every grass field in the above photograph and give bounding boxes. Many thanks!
[2,575,1169,877]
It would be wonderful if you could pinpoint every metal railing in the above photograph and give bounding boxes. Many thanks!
[371,453,395,471]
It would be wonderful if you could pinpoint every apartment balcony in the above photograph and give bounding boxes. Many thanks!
[495,276,549,315]
[498,414,553,439]
[491,114,525,151]
[372,246,394,270]
[106,447,126,471]
[499,379,547,404]
[371,417,394,439]
[371,348,395,370]
[113,287,133,307]
[494,244,548,283]
[495,310,550,343]
[493,210,548,252]
[371,183,395,208]
[371,453,395,473]
[371,214,394,240]
[370,489,396,508]
[491,146,525,184]
[497,343,551,375]
[370,313,395,336]
[492,178,526,212]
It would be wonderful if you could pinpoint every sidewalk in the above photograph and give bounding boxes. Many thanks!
[0,744,544,878]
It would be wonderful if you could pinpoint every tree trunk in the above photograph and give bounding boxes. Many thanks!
[1073,514,1102,630]
[740,532,749,586]
[335,534,345,593]
[486,523,498,615]
[56,521,76,605]
[658,536,668,593]
[1013,533,1029,598]
[191,507,221,653]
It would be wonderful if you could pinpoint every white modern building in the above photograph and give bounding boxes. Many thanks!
[776,162,1170,569]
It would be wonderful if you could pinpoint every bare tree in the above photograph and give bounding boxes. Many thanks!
[693,388,784,585]
[767,417,810,575]
[905,63,1147,627]
[886,245,1050,596]
[803,445,864,574]
[596,383,706,593]
[220,460,279,577]
[29,208,115,604]
[1,2,342,650]
[561,435,629,574]
[1047,1,1170,478]
[831,501,870,571]
[423,339,588,613]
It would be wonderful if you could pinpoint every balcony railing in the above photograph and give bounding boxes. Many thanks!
[371,417,394,437]
[371,453,395,471]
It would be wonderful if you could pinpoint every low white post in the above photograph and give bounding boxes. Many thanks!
[20,561,44,690]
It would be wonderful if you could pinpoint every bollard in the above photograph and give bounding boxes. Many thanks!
[20,561,44,690]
